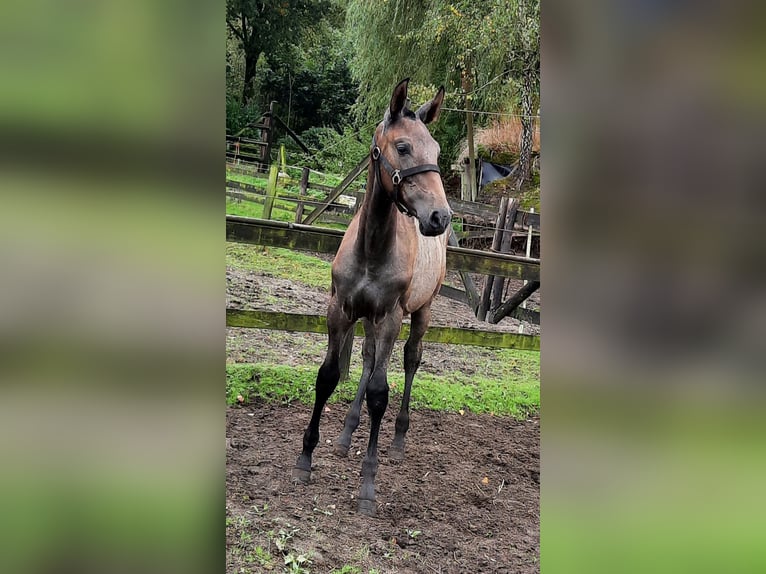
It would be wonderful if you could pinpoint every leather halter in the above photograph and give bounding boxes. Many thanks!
[371,136,441,217]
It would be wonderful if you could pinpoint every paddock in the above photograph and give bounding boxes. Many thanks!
[226,211,540,572]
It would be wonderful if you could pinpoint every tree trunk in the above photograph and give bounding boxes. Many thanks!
[515,67,534,191]
[242,49,258,104]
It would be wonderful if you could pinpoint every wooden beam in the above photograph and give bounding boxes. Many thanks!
[448,197,498,220]
[302,156,369,225]
[488,280,541,324]
[226,308,540,351]
[271,114,312,155]
[438,284,470,305]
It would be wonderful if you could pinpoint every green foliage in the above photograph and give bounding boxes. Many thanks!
[292,124,372,174]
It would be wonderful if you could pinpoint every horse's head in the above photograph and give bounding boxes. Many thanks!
[372,78,452,237]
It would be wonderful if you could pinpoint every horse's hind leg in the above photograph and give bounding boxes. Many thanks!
[334,319,374,457]
[292,298,353,484]
[358,308,402,517]
[390,305,430,462]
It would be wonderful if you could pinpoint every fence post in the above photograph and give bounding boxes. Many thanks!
[295,167,309,223]
[490,198,518,311]
[260,101,276,172]
[263,163,279,220]
[478,197,509,321]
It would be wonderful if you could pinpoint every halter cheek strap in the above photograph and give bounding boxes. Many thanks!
[371,137,441,217]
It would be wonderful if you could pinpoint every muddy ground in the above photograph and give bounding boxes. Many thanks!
[226,402,539,573]
[226,258,540,573]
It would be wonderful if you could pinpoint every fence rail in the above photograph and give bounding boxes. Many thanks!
[226,216,540,281]
[226,309,539,351]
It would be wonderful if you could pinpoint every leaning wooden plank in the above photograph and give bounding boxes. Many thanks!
[302,156,370,225]
[438,284,470,305]
[226,309,540,351]
[226,216,540,280]
[488,280,541,324]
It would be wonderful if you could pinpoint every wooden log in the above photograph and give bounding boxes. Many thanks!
[478,197,509,321]
[448,229,480,312]
[488,280,541,324]
[226,216,540,280]
[302,156,370,225]
[491,198,518,310]
[226,308,540,351]
[295,167,309,223]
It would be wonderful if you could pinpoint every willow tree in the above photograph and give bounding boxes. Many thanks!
[346,0,539,187]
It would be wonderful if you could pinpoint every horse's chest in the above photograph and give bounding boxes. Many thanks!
[336,270,408,323]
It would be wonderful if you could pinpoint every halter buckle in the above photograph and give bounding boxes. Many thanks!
[371,146,381,160]
[391,170,402,186]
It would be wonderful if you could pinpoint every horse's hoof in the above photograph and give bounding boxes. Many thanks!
[291,467,311,485]
[357,498,377,517]
[333,442,349,458]
[388,445,405,462]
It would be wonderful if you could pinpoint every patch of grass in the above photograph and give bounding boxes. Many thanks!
[226,196,297,223]
[226,347,540,419]
[227,243,332,289]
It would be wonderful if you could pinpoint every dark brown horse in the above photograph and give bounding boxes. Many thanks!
[292,79,451,516]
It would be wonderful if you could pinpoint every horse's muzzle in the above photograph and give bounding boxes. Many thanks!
[419,208,452,236]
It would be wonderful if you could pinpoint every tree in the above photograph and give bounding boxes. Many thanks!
[226,0,337,104]
[345,0,539,186]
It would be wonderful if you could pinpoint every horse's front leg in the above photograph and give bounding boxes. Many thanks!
[292,297,354,484]
[358,308,402,516]
[334,320,374,457]
[389,305,430,462]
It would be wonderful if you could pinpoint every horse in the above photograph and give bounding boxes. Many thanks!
[291,79,452,516]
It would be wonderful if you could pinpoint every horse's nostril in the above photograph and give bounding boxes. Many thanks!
[429,209,450,231]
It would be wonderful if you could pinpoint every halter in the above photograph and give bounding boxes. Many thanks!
[371,136,441,217]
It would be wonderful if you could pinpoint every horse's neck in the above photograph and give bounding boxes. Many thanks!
[357,177,399,265]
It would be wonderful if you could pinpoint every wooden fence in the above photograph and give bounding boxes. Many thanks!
[225,216,540,352]
[226,154,541,327]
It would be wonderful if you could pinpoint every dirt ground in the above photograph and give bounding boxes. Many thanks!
[226,402,539,573]
[226,256,540,572]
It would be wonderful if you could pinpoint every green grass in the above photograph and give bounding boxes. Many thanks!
[227,243,332,289]
[226,348,539,419]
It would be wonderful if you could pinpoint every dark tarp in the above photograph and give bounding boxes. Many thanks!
[479,160,516,188]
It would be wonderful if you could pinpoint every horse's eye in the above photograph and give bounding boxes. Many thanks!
[396,144,410,156]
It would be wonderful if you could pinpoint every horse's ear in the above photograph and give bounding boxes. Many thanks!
[416,86,445,125]
[389,78,410,121]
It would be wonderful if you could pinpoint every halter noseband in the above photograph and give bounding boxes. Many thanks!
[371,136,441,217]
